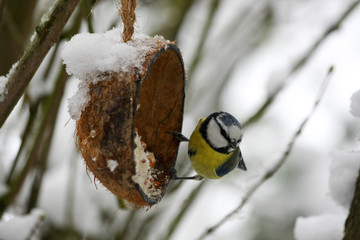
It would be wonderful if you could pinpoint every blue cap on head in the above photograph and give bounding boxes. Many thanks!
[216,112,242,128]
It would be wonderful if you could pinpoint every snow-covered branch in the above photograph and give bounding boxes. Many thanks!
[0,0,80,127]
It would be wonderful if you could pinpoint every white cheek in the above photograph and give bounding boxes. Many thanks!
[207,119,228,148]
[228,125,243,141]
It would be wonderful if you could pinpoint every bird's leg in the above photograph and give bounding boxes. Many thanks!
[166,131,189,142]
[170,168,203,181]
[173,175,204,181]
[167,133,202,180]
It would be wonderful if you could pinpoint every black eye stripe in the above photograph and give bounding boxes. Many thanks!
[214,117,231,142]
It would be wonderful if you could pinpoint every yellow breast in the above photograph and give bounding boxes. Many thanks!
[188,118,232,179]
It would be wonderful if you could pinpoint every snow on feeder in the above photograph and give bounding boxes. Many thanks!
[61,26,185,205]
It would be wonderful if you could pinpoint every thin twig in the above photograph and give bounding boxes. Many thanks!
[0,66,69,216]
[117,210,136,240]
[131,211,162,240]
[82,0,95,33]
[6,40,60,185]
[162,181,206,240]
[152,0,194,41]
[25,65,69,213]
[26,210,45,240]
[196,66,334,240]
[3,9,24,50]
[243,0,360,128]
[5,99,41,184]
[186,0,219,81]
[0,0,80,127]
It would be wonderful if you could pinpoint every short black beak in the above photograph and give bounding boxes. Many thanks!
[237,150,247,171]
[230,140,237,150]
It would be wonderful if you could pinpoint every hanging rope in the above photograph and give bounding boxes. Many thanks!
[120,0,137,42]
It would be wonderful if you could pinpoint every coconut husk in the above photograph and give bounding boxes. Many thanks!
[76,43,185,206]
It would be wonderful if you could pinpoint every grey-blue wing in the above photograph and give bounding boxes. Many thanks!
[237,149,246,171]
[215,147,241,177]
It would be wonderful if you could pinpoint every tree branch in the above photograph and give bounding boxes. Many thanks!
[0,0,80,127]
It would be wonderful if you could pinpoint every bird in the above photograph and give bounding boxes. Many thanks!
[169,111,246,180]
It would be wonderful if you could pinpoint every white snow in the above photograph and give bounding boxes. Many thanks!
[293,99,360,240]
[329,148,360,209]
[67,81,90,120]
[132,130,162,199]
[0,76,8,102]
[61,28,169,79]
[107,159,118,172]
[0,61,19,102]
[62,28,170,120]
[0,209,45,240]
[350,89,360,117]
[294,214,346,240]
[30,31,36,42]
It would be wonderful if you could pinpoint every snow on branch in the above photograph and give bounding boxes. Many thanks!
[0,0,80,127]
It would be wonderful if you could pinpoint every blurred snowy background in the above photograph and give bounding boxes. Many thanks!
[1,0,360,239]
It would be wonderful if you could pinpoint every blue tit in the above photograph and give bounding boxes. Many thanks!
[169,111,246,180]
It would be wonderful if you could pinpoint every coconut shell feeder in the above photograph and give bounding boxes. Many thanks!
[63,0,185,207]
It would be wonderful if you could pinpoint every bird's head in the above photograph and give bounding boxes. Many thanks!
[200,112,243,154]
